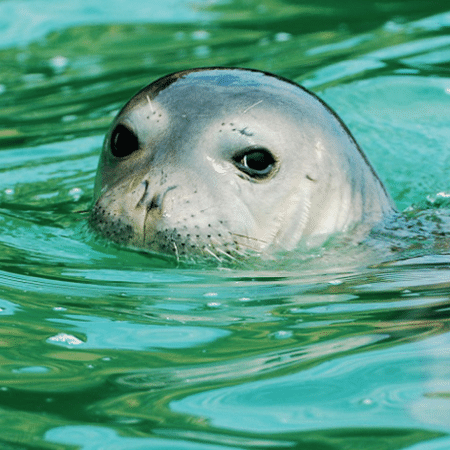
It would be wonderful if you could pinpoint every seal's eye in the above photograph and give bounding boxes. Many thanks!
[110,124,139,158]
[233,148,276,179]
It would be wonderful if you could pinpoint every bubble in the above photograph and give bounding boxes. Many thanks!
[207,302,221,308]
[203,292,218,297]
[49,56,69,73]
[275,32,291,42]
[383,20,405,33]
[194,45,211,58]
[192,30,210,40]
[272,330,294,340]
[69,187,83,201]
[62,115,77,122]
[47,333,83,346]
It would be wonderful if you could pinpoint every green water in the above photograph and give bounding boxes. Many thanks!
[2,0,450,449]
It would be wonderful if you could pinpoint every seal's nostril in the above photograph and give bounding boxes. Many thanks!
[148,193,163,211]
[136,180,150,208]
[143,185,177,212]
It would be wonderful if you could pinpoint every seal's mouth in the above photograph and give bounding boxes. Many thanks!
[88,200,265,262]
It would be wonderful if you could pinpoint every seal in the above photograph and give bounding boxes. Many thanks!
[90,67,394,260]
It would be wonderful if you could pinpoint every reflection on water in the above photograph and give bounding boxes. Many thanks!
[1,1,450,449]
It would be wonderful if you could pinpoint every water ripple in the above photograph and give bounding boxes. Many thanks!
[47,314,230,350]
[170,339,435,433]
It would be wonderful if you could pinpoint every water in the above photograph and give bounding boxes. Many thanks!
[1,0,450,448]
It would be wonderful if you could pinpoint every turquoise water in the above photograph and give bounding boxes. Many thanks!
[2,0,450,448]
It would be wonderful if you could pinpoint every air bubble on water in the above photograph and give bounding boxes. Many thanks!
[207,302,221,308]
[194,45,211,58]
[272,330,293,340]
[47,333,83,346]
[383,20,405,33]
[69,187,83,201]
[204,292,218,297]
[275,32,291,42]
[192,30,210,40]
[62,115,77,123]
[49,56,69,73]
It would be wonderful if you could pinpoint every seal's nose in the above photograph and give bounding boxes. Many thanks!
[137,180,177,213]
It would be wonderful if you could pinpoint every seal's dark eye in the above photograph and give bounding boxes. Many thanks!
[233,148,276,179]
[110,124,139,158]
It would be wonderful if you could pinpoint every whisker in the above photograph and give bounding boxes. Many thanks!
[209,236,238,261]
[173,242,180,263]
[241,100,263,114]
[146,95,154,114]
[231,241,260,251]
[204,247,222,262]
[215,247,237,261]
[199,206,216,213]
[231,232,268,244]
[230,247,247,257]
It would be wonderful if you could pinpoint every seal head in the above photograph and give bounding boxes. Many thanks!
[90,67,394,259]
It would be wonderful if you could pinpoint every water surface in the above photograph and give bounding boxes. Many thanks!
[1,1,450,449]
